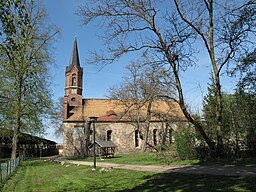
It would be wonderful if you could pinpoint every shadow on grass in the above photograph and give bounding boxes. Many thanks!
[196,156,256,167]
[117,171,256,192]
[56,183,111,192]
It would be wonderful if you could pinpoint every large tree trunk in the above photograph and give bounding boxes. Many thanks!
[215,79,223,156]
[11,80,22,160]
[151,18,216,154]
[11,128,18,159]
[209,1,223,157]
[170,58,216,154]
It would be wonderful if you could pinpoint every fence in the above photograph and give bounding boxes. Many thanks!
[0,157,20,184]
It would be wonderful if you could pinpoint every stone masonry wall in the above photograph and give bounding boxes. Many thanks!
[63,121,184,156]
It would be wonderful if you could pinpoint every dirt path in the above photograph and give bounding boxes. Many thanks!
[51,157,256,176]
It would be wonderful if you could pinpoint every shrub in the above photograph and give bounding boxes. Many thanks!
[155,145,176,164]
[173,128,197,160]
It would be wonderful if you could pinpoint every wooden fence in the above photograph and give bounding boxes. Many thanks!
[0,157,20,184]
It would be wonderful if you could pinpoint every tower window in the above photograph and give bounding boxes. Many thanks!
[72,76,77,86]
[71,97,76,102]
[107,130,112,141]
[153,129,157,146]
[135,130,139,147]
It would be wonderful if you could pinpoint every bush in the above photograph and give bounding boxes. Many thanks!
[173,128,197,160]
[155,145,176,164]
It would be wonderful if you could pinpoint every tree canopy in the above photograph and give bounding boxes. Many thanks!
[0,0,59,159]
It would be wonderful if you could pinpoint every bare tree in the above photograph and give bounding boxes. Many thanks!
[51,97,64,138]
[78,0,215,152]
[78,0,255,156]
[173,0,255,155]
[108,61,175,151]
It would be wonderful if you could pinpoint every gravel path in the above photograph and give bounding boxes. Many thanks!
[51,157,256,176]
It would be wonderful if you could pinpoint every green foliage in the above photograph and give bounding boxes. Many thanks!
[173,128,198,160]
[203,80,256,156]
[234,49,256,95]
[234,89,256,152]
[0,0,58,135]
[202,75,217,138]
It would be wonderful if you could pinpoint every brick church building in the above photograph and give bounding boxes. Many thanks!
[62,37,186,157]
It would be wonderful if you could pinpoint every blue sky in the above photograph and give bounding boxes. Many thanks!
[44,0,237,143]
[46,0,126,100]
[45,0,127,142]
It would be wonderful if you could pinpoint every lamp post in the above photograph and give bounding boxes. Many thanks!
[89,116,98,170]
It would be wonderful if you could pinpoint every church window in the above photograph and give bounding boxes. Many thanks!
[71,97,76,102]
[153,129,157,146]
[107,130,112,141]
[135,130,139,147]
[72,76,77,86]
[169,129,172,144]
[139,132,143,140]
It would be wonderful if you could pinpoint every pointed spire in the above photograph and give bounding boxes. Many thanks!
[66,36,81,71]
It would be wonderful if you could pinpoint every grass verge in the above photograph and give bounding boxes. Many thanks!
[69,152,256,167]
[68,152,200,166]
[1,159,256,192]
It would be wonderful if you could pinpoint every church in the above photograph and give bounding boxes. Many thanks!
[62,37,186,157]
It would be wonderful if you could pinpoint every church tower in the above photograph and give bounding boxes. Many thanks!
[63,37,83,120]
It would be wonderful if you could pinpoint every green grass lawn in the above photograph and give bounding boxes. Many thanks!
[70,152,256,167]
[1,159,256,192]
[69,152,200,166]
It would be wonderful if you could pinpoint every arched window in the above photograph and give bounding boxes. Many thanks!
[71,76,77,86]
[135,130,139,147]
[153,129,157,146]
[107,130,112,141]
[169,129,172,144]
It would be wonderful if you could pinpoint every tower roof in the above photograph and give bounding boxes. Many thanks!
[66,36,81,72]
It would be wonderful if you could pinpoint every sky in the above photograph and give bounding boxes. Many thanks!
[44,0,127,143]
[43,0,237,143]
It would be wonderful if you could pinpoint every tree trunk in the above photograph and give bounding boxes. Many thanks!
[11,80,22,160]
[152,20,216,154]
[209,0,223,157]
[11,128,18,159]
[171,60,216,154]
[84,121,91,157]
[215,79,223,156]
[181,104,216,153]
[141,101,152,152]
